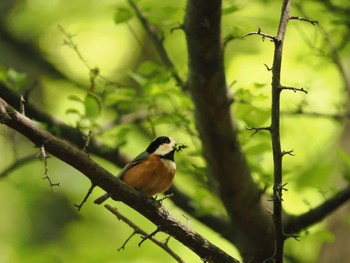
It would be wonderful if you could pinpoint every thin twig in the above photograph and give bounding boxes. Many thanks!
[281,86,308,94]
[289,16,318,25]
[127,0,186,91]
[38,145,60,189]
[74,183,95,211]
[104,205,185,263]
[82,130,92,153]
[57,25,121,88]
[20,95,25,115]
[243,27,276,42]
[245,126,271,136]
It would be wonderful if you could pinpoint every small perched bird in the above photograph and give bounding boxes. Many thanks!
[94,136,177,204]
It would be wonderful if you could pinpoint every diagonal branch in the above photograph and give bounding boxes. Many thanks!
[127,0,186,90]
[105,205,185,263]
[284,186,350,234]
[0,84,130,167]
[0,97,239,263]
[0,84,238,247]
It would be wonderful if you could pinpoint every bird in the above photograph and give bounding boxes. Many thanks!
[94,136,177,204]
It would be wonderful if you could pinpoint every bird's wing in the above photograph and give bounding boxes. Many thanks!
[118,151,149,180]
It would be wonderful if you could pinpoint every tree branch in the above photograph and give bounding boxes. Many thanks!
[184,0,273,260]
[127,0,186,91]
[105,205,185,263]
[269,0,293,261]
[0,96,239,263]
[0,83,239,248]
[0,84,130,167]
[284,186,350,234]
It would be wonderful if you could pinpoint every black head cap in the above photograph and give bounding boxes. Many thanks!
[146,136,171,153]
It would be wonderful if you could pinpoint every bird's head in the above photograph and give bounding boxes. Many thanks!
[146,136,176,157]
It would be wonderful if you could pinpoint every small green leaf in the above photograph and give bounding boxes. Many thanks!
[114,7,133,24]
[84,93,101,119]
[66,108,82,116]
[68,95,84,103]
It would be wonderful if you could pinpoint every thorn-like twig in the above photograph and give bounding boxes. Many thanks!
[82,130,92,153]
[245,126,271,136]
[264,63,273,71]
[182,214,191,228]
[156,193,174,205]
[281,86,308,94]
[20,95,26,115]
[284,233,300,241]
[118,232,138,251]
[139,228,160,247]
[170,24,184,34]
[58,25,120,88]
[282,150,295,157]
[38,145,60,189]
[289,16,318,25]
[243,27,276,42]
[74,183,95,211]
[104,205,185,263]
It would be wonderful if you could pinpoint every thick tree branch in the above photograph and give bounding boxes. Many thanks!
[184,0,273,261]
[0,83,237,246]
[0,97,239,263]
[284,186,350,234]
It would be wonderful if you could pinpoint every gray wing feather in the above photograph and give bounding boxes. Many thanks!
[94,151,149,204]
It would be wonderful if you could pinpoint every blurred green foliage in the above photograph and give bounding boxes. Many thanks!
[0,0,349,262]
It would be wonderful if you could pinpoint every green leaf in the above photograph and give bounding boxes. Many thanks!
[68,95,84,103]
[114,7,133,24]
[66,108,82,116]
[6,68,27,89]
[84,93,101,119]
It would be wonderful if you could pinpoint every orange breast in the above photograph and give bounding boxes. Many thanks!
[122,154,175,196]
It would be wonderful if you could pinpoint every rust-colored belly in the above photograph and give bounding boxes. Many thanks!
[122,154,175,196]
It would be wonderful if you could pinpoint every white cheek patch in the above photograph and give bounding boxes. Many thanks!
[154,141,176,156]
[161,159,176,170]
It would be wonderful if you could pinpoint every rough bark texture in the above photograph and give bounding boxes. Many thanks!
[184,0,274,260]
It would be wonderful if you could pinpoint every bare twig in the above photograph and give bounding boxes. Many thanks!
[127,0,186,91]
[82,130,92,153]
[243,27,276,42]
[57,25,121,88]
[38,145,60,189]
[282,150,295,157]
[105,205,185,263]
[289,16,318,25]
[74,183,95,211]
[281,86,308,94]
[20,95,25,115]
[245,126,271,136]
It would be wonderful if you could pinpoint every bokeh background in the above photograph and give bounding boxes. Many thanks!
[0,0,349,262]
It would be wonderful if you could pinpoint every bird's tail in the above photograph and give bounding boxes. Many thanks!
[94,193,110,204]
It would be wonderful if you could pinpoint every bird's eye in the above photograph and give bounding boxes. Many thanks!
[156,136,170,144]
